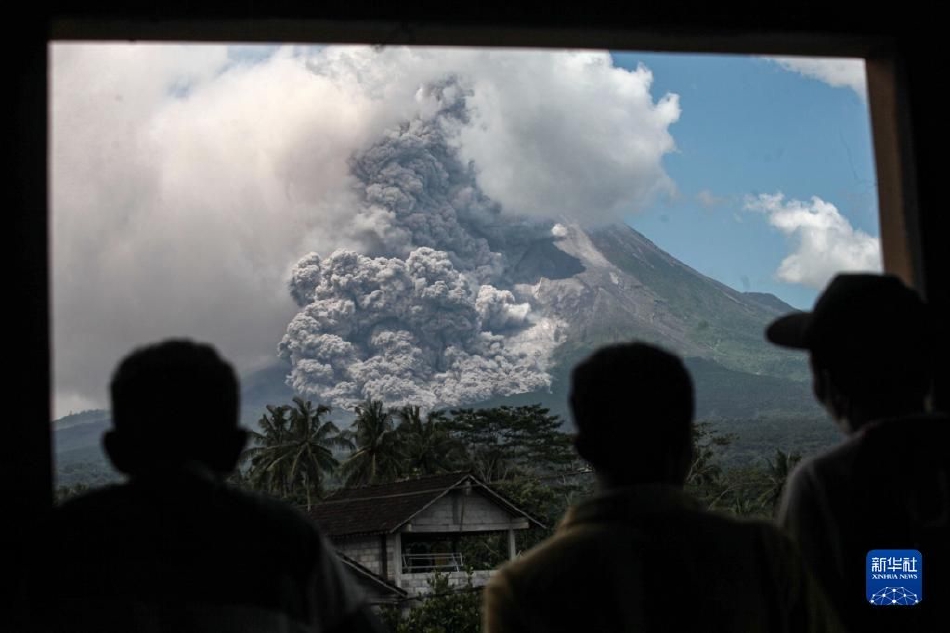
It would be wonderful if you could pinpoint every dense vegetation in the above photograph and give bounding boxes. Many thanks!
[238,400,585,520]
[232,397,821,518]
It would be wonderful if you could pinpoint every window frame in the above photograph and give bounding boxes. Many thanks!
[10,4,930,520]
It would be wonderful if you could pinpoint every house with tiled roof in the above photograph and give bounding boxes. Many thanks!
[310,472,543,597]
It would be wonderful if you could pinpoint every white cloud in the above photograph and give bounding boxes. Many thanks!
[50,44,679,416]
[51,44,375,417]
[744,193,881,289]
[770,57,867,99]
[451,54,680,221]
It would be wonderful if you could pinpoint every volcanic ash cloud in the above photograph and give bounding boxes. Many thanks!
[279,79,563,410]
[279,248,551,410]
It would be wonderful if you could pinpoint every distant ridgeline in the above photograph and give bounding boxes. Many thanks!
[53,409,119,487]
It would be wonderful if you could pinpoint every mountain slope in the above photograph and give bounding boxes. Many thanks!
[517,223,806,381]
[460,222,818,424]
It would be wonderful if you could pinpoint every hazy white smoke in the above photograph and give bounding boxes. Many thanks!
[51,43,679,416]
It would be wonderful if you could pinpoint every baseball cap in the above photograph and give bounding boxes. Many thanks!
[765,273,928,357]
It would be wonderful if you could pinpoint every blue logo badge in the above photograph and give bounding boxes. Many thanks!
[867,549,923,605]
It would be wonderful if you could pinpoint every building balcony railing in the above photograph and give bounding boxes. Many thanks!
[401,552,465,573]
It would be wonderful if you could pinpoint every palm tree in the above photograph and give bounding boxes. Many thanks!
[685,422,732,502]
[758,448,802,513]
[342,399,404,486]
[395,405,462,476]
[286,397,351,506]
[686,448,722,489]
[242,398,350,507]
[242,404,294,498]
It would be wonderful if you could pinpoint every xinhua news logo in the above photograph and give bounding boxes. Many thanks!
[866,549,923,606]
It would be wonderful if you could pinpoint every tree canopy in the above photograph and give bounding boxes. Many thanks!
[242,397,351,506]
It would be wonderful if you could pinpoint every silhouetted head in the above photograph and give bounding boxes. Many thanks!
[570,342,694,487]
[104,339,246,477]
[766,273,932,430]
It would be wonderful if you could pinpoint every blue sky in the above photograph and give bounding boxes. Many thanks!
[612,52,878,309]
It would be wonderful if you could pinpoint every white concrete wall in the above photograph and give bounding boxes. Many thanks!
[337,536,381,577]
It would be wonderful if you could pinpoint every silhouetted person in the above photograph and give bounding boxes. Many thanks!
[483,342,844,633]
[23,339,383,632]
[766,273,949,632]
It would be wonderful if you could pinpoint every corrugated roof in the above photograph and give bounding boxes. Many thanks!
[309,472,543,537]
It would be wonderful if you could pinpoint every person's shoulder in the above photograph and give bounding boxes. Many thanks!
[58,481,132,503]
[786,434,864,492]
[492,522,607,586]
[685,505,794,547]
[864,412,950,444]
[699,512,809,571]
[218,484,325,539]
[38,484,140,561]
[731,515,797,546]
[203,484,345,578]
[52,483,133,522]
[813,434,863,466]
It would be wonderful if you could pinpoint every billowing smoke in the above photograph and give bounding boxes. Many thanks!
[280,248,549,409]
[280,85,557,409]
[345,80,507,282]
